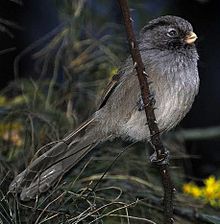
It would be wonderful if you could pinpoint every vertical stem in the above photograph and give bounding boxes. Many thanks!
[117,0,174,223]
[45,40,64,110]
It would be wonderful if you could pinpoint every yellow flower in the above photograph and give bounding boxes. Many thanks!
[183,176,220,207]
[204,176,216,187]
[191,186,202,198]
[183,182,202,198]
[203,176,220,200]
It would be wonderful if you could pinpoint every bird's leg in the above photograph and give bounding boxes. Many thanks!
[137,94,156,111]
[137,96,145,111]
[149,142,170,165]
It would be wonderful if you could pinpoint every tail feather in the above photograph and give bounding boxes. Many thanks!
[9,117,105,200]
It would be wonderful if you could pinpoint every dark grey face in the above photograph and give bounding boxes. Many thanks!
[140,16,197,51]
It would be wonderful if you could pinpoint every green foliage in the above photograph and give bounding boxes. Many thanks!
[0,1,219,223]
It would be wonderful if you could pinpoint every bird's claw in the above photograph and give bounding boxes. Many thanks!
[137,97,145,111]
[150,149,169,165]
[137,94,156,111]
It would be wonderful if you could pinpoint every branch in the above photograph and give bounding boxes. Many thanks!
[117,1,174,223]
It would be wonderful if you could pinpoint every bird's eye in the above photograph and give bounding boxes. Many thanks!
[167,28,178,37]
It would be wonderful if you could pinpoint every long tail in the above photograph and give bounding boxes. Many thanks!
[9,117,106,201]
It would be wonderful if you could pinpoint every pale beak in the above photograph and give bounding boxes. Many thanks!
[185,31,198,44]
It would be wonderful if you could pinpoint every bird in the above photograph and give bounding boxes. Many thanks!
[9,15,199,201]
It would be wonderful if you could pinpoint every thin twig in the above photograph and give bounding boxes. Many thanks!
[87,200,139,224]
[81,174,161,192]
[45,39,66,109]
[117,1,174,223]
[109,214,157,224]
[13,23,66,78]
[84,141,137,201]
[0,47,16,56]
[34,192,65,224]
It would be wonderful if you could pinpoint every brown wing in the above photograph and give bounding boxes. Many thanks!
[98,73,121,109]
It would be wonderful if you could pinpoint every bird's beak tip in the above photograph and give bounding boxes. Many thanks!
[185,31,198,44]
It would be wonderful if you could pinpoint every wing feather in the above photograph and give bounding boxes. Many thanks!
[98,73,121,109]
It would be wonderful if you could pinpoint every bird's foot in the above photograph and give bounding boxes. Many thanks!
[150,149,169,165]
[137,97,145,111]
[137,94,156,111]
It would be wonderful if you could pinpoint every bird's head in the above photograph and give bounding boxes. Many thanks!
[140,15,198,52]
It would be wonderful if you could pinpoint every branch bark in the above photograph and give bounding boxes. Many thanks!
[117,1,174,223]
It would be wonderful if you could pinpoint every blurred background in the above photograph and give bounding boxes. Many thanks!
[0,0,220,223]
